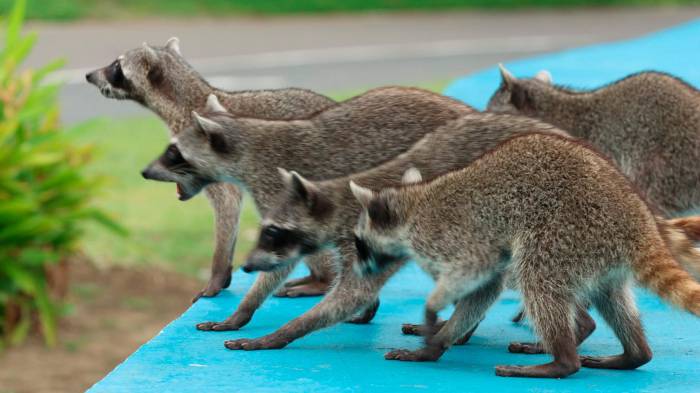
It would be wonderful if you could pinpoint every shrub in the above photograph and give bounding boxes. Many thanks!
[0,0,123,348]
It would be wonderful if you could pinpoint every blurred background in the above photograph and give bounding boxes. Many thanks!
[1,0,700,392]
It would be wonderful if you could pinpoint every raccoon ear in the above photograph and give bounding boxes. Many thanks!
[534,70,552,84]
[367,196,396,228]
[288,171,317,202]
[206,94,227,113]
[498,63,516,89]
[191,111,222,133]
[289,171,332,217]
[401,167,422,185]
[142,42,159,63]
[191,111,229,154]
[277,167,293,184]
[349,181,375,208]
[510,84,532,111]
[165,37,181,56]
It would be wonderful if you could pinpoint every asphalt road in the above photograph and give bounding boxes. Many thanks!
[25,8,700,124]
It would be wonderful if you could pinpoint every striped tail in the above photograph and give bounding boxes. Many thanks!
[661,216,700,280]
[633,244,700,317]
[668,215,700,242]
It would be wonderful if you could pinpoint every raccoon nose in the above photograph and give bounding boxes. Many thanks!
[241,265,253,273]
[85,71,94,83]
[141,169,151,179]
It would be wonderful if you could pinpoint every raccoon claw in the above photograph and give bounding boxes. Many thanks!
[192,288,221,302]
[192,266,233,302]
[495,365,526,377]
[224,336,287,350]
[196,321,241,331]
[384,347,442,362]
[495,362,579,378]
[401,323,422,336]
[580,354,650,369]
[273,281,330,297]
[400,320,446,336]
[508,341,545,354]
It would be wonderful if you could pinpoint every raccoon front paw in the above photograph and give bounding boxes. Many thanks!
[224,336,287,351]
[196,310,252,331]
[508,341,546,354]
[192,267,233,302]
[384,347,443,362]
[196,321,241,331]
[273,281,330,297]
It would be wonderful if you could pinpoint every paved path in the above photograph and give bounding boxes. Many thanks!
[26,8,700,123]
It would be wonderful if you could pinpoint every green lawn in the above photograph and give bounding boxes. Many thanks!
[71,81,447,278]
[4,0,700,20]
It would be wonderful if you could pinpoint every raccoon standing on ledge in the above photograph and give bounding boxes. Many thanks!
[86,37,337,301]
[141,89,474,331]
[487,66,700,217]
[352,133,700,378]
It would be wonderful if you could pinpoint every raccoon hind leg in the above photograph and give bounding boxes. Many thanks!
[580,278,652,370]
[496,283,580,378]
[508,302,596,354]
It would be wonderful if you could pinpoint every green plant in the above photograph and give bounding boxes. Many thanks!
[0,0,123,348]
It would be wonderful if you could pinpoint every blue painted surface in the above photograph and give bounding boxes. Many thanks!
[90,21,700,393]
[445,19,700,110]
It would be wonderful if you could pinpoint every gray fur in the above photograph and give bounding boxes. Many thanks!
[219,114,570,352]
[354,133,700,378]
[86,38,337,299]
[141,87,475,330]
[487,68,700,215]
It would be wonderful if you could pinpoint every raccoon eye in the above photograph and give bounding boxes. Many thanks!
[107,60,126,88]
[261,226,281,242]
[161,144,187,167]
[354,235,371,262]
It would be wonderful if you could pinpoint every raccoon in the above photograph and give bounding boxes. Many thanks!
[220,113,700,353]
[86,38,337,300]
[487,66,700,217]
[141,89,475,330]
[352,133,700,378]
[241,113,569,342]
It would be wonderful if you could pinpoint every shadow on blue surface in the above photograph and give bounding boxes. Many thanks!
[90,20,700,393]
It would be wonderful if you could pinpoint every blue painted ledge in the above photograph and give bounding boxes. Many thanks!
[90,20,700,393]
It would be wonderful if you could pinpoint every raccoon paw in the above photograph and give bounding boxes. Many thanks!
[196,310,252,331]
[224,336,287,351]
[508,342,546,354]
[196,321,241,331]
[192,267,233,302]
[384,347,443,362]
[273,281,330,297]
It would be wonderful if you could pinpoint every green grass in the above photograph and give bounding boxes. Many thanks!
[3,0,700,20]
[69,81,447,278]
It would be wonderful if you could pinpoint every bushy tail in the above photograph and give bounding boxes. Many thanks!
[668,216,700,242]
[661,216,700,280]
[633,233,700,317]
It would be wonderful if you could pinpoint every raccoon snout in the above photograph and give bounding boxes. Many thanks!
[241,265,253,273]
[141,168,156,180]
[85,70,99,84]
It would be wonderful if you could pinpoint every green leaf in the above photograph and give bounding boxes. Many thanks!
[6,0,26,48]
[34,287,57,347]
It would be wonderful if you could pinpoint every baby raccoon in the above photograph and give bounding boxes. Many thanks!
[487,66,700,216]
[221,114,700,354]
[352,133,700,378]
[141,89,474,331]
[242,114,565,336]
[86,37,337,300]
